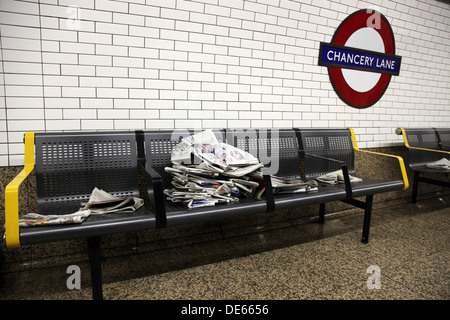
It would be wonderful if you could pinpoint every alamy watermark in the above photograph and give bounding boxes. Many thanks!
[366,6,382,29]
[366,265,381,290]
[66,6,81,30]
[66,264,81,290]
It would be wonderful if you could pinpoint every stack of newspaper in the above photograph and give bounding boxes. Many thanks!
[19,188,144,227]
[164,130,264,208]
[19,210,91,227]
[316,169,362,185]
[164,129,318,208]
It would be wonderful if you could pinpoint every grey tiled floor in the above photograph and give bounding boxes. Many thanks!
[1,194,449,301]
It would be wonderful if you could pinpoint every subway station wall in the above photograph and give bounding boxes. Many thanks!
[1,0,449,166]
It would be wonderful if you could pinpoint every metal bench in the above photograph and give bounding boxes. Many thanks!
[140,129,269,227]
[4,131,158,300]
[396,128,450,203]
[226,129,348,212]
[436,128,450,151]
[4,128,409,299]
[296,128,408,243]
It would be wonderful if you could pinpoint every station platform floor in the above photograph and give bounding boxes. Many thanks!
[1,193,448,303]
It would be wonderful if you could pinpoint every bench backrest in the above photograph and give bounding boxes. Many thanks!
[142,130,225,189]
[296,129,355,180]
[226,129,302,180]
[435,128,450,151]
[402,128,440,150]
[34,131,139,214]
[398,128,450,166]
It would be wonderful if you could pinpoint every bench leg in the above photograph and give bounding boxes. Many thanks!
[319,203,325,224]
[361,195,373,244]
[87,236,103,300]
[412,171,419,204]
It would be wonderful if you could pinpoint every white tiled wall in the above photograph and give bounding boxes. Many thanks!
[1,0,449,166]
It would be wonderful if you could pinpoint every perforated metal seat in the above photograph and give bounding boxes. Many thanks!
[297,128,405,195]
[226,129,347,211]
[4,131,161,300]
[436,128,450,151]
[296,128,408,243]
[17,132,157,246]
[298,129,355,179]
[401,128,444,172]
[397,128,450,203]
[4,128,408,300]
[141,130,268,227]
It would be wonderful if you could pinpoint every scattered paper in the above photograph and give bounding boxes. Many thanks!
[19,188,144,228]
[81,187,144,214]
[19,210,91,227]
[316,170,362,185]
[426,158,450,170]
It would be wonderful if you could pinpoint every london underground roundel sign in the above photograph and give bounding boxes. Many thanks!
[319,9,402,109]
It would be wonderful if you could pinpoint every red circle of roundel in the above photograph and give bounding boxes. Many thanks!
[328,10,396,108]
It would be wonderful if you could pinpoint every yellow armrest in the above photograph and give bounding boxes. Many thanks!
[348,128,409,191]
[4,132,35,248]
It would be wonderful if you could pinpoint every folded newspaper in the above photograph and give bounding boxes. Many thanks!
[164,129,318,208]
[19,210,91,228]
[316,170,362,185]
[250,171,318,198]
[19,188,144,227]
[81,187,144,214]
[425,158,450,170]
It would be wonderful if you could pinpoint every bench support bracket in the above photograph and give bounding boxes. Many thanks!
[319,203,325,224]
[87,236,103,300]
[412,171,450,203]
[342,195,374,244]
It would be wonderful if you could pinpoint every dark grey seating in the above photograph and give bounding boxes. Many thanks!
[396,128,450,203]
[226,129,348,212]
[296,128,408,243]
[436,128,450,151]
[5,131,158,300]
[4,128,409,300]
[140,130,268,227]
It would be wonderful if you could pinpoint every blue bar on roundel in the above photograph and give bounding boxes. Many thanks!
[319,42,401,76]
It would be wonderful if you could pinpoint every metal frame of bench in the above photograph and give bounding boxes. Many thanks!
[225,128,349,212]
[4,128,409,299]
[435,128,450,151]
[396,128,450,203]
[296,128,408,243]
[4,131,158,300]
[140,129,270,228]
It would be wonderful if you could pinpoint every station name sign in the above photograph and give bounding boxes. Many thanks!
[319,43,401,76]
[318,9,402,109]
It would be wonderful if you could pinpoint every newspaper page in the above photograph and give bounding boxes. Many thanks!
[164,129,264,207]
[81,187,144,214]
[426,158,450,170]
[19,210,91,227]
[250,171,318,197]
[316,170,363,185]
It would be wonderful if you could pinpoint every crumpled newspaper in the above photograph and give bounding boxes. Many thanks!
[316,170,362,185]
[19,210,91,227]
[170,129,263,177]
